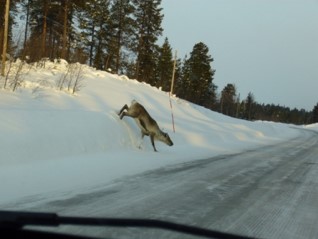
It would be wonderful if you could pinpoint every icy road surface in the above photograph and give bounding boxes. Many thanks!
[6,129,318,239]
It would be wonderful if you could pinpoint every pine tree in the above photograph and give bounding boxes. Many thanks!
[77,0,111,68]
[23,0,84,62]
[312,103,318,123]
[220,84,237,117]
[156,37,173,91]
[132,0,163,85]
[0,0,19,57]
[244,92,255,120]
[109,0,135,73]
[24,0,54,61]
[181,42,216,107]
[61,0,78,61]
[178,55,190,99]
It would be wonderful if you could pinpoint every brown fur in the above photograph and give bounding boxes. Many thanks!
[118,100,173,152]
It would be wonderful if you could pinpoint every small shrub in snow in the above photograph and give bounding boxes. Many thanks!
[35,58,50,69]
[10,59,26,92]
[3,57,14,89]
[69,63,84,94]
[56,62,84,94]
[2,58,26,92]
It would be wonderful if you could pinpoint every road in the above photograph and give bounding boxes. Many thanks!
[9,129,318,238]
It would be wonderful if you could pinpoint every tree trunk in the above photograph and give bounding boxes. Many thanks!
[24,0,30,50]
[41,1,48,59]
[89,24,95,66]
[61,0,69,60]
[1,0,10,76]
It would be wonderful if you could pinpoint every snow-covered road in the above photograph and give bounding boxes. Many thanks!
[6,128,317,239]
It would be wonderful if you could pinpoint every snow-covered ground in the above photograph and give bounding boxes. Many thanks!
[0,60,315,207]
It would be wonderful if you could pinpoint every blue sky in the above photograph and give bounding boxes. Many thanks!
[159,0,318,111]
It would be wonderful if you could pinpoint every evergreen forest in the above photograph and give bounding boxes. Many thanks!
[1,0,317,124]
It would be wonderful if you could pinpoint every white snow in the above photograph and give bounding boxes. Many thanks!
[0,60,312,207]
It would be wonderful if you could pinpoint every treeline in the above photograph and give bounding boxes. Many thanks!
[1,0,317,125]
[2,0,166,84]
[218,86,315,125]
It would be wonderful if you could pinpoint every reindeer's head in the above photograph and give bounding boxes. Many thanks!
[157,131,173,146]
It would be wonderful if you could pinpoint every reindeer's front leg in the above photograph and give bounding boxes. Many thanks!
[118,104,128,119]
[150,135,157,152]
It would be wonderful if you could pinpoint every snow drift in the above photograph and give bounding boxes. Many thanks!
[0,60,307,206]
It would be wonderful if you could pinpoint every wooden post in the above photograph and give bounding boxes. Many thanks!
[170,50,177,95]
[1,0,10,76]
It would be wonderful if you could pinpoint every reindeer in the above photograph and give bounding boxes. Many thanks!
[118,100,173,152]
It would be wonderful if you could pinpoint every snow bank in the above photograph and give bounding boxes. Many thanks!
[0,60,301,206]
[305,123,318,132]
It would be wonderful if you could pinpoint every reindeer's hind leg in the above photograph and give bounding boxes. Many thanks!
[118,104,128,119]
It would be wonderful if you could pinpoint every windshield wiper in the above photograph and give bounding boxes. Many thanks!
[0,210,255,239]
